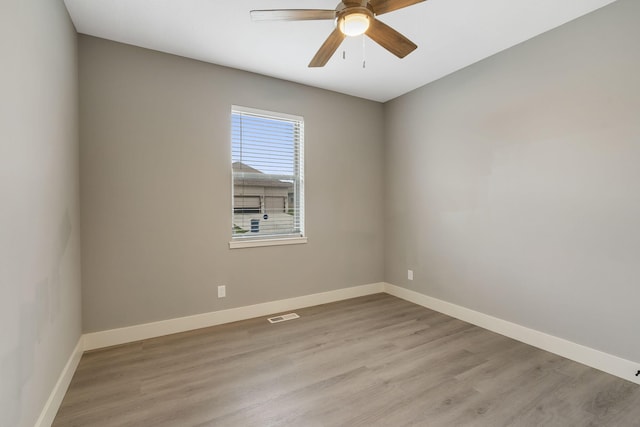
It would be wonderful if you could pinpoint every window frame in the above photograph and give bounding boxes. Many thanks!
[229,105,306,249]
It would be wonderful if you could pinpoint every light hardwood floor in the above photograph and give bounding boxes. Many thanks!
[54,294,640,426]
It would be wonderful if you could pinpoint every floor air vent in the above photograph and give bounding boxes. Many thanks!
[268,313,300,324]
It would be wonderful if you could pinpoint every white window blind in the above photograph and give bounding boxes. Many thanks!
[231,106,304,240]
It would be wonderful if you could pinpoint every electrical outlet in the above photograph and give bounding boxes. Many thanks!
[408,270,413,281]
[217,285,226,298]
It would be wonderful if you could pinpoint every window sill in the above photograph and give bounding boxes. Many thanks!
[229,236,308,249]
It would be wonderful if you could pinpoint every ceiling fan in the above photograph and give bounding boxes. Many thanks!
[250,0,425,67]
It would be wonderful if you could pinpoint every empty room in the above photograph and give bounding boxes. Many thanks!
[2,0,640,425]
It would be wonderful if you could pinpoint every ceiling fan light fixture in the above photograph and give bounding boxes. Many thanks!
[338,12,370,37]
[250,0,424,67]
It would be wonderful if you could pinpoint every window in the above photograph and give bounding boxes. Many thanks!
[230,106,305,248]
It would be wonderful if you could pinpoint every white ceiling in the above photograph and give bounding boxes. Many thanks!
[63,0,617,102]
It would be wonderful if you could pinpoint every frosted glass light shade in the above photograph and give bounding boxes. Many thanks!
[339,13,370,37]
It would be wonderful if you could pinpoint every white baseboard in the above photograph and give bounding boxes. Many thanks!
[34,337,84,427]
[83,282,385,351]
[384,283,640,385]
[39,281,639,426]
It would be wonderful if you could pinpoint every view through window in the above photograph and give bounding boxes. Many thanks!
[231,106,304,240]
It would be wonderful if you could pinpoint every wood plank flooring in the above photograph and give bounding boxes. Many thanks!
[53,294,640,426]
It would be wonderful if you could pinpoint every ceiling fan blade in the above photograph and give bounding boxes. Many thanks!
[250,9,336,21]
[308,29,346,67]
[369,0,426,16]
[366,18,417,58]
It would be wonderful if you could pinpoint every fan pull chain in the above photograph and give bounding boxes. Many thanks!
[362,34,366,69]
[343,51,346,60]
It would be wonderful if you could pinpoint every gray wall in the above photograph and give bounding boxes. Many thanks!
[384,0,640,363]
[0,0,82,426]
[79,36,385,332]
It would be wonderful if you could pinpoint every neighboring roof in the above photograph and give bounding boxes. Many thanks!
[232,162,292,189]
